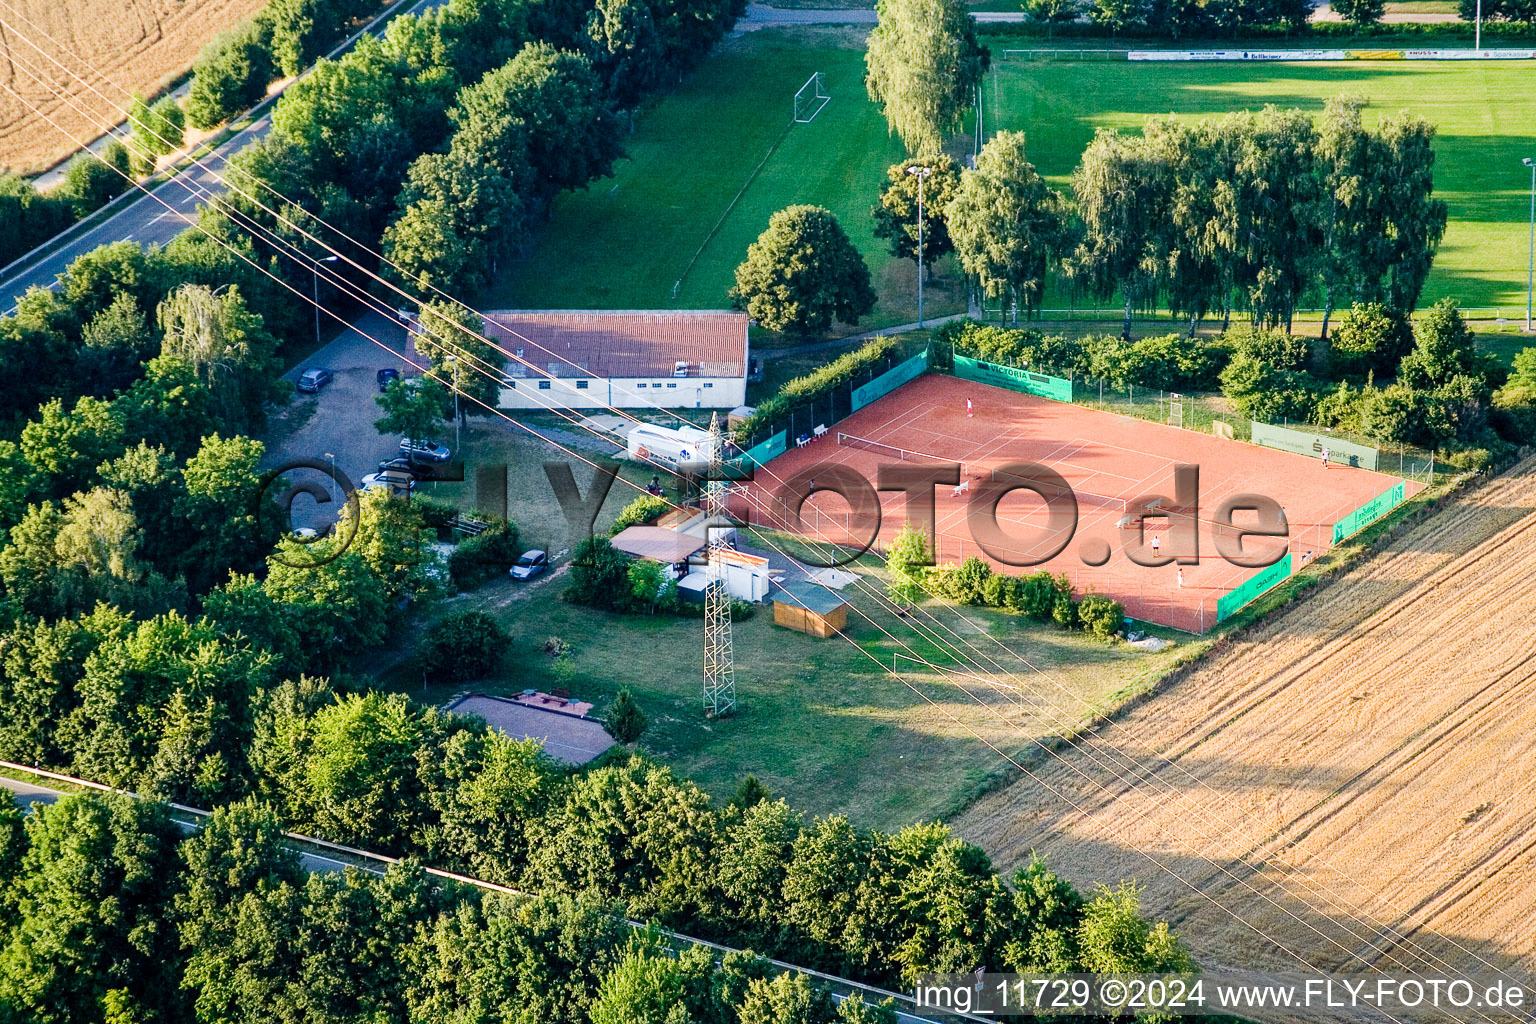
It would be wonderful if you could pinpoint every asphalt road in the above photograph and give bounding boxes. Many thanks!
[0,0,445,311]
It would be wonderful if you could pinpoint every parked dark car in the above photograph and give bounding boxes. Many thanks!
[377,456,417,475]
[399,438,452,464]
[377,368,400,392]
[509,550,547,580]
[297,368,333,393]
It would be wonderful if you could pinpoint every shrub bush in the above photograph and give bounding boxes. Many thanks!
[418,610,510,684]
[951,557,993,605]
[186,18,275,129]
[565,537,634,610]
[1077,594,1124,639]
[612,495,669,533]
[448,522,523,591]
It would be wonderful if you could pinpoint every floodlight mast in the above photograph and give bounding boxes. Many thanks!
[907,165,932,327]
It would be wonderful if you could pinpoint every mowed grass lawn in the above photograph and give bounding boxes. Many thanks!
[436,566,1181,831]
[985,58,1536,311]
[488,27,968,331]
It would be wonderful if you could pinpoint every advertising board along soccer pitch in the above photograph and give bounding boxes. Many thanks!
[739,373,1419,632]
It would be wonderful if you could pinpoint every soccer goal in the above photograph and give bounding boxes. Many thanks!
[792,72,830,124]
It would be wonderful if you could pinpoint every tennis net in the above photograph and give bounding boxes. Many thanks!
[838,433,964,473]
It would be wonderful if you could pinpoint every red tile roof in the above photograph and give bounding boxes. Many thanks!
[482,310,748,380]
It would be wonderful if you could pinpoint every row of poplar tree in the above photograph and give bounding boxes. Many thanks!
[869,95,1445,339]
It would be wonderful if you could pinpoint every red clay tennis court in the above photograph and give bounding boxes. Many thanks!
[738,373,1420,632]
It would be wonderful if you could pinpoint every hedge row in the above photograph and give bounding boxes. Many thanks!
[927,557,1125,638]
[733,336,901,446]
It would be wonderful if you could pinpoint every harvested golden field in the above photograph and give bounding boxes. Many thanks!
[955,459,1536,1005]
[0,0,265,174]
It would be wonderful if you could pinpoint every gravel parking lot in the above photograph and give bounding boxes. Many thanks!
[264,310,430,532]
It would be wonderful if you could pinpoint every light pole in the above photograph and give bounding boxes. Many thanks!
[445,353,461,451]
[313,255,339,346]
[907,164,932,327]
[1524,158,1535,332]
[324,452,335,505]
[1475,0,1482,51]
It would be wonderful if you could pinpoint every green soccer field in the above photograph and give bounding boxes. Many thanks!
[487,28,969,330]
[983,57,1536,312]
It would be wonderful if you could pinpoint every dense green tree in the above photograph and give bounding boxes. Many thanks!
[0,174,74,268]
[865,0,987,156]
[872,156,962,268]
[1076,882,1192,973]
[417,726,561,882]
[880,822,1013,982]
[479,43,622,202]
[1233,106,1324,330]
[403,891,630,1024]
[526,760,718,921]
[187,18,276,129]
[115,355,219,459]
[176,433,277,595]
[158,284,280,436]
[780,815,875,973]
[737,971,834,1024]
[375,374,451,443]
[586,0,668,112]
[20,396,125,497]
[60,239,161,319]
[589,934,695,1024]
[1021,0,1083,33]
[299,691,427,849]
[419,609,510,684]
[1330,301,1413,377]
[1001,855,1083,972]
[566,535,636,610]
[0,795,184,1024]
[61,611,273,798]
[731,206,876,335]
[267,0,335,77]
[1071,128,1171,340]
[57,141,132,219]
[0,607,131,766]
[711,798,801,949]
[1332,0,1385,24]
[77,293,158,397]
[97,442,183,571]
[175,799,307,1024]
[417,301,507,423]
[604,685,649,745]
[885,520,930,609]
[950,131,1068,322]
[264,535,393,654]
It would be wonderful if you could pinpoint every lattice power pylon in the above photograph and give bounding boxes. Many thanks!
[702,414,737,718]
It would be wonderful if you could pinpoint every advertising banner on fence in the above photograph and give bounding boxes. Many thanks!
[732,429,786,471]
[1217,553,1292,623]
[1128,48,1536,61]
[1129,49,1346,60]
[1331,480,1407,544]
[953,355,1072,402]
[851,350,929,412]
[1250,421,1378,470]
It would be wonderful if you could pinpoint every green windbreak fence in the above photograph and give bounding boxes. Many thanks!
[731,430,786,472]
[851,349,930,412]
[1251,421,1378,471]
[952,355,1072,402]
[1216,553,1292,623]
[1331,480,1407,544]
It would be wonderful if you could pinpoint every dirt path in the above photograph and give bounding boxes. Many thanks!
[953,458,1536,994]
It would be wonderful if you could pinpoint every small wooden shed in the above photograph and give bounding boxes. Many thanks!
[772,580,850,639]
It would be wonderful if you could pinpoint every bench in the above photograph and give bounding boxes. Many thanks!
[812,424,828,440]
